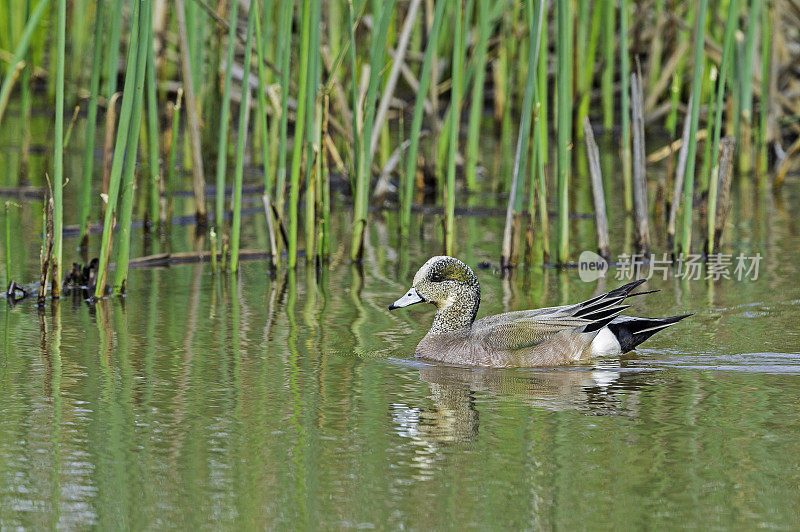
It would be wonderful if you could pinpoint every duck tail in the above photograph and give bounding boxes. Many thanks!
[607,314,694,353]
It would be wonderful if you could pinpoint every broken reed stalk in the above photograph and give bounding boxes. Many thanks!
[287,0,313,268]
[230,5,256,274]
[679,0,708,256]
[501,0,544,270]
[175,0,208,226]
[707,0,739,255]
[94,0,143,299]
[350,0,396,262]
[631,71,650,253]
[113,0,151,295]
[400,0,446,235]
[51,0,66,298]
[38,195,54,305]
[79,0,105,248]
[556,0,573,264]
[213,0,239,266]
[145,32,160,230]
[583,117,610,260]
[319,93,331,261]
[711,137,736,253]
[601,0,615,130]
[444,0,463,257]
[465,0,491,189]
[275,0,294,218]
[619,0,633,212]
[0,0,51,128]
[164,88,183,226]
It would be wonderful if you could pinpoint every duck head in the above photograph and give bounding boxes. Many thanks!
[389,256,481,335]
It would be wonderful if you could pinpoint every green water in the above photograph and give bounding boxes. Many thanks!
[2,101,800,528]
[2,207,800,528]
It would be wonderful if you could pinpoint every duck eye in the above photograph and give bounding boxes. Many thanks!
[430,273,445,283]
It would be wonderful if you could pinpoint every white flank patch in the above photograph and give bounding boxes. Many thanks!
[590,326,622,356]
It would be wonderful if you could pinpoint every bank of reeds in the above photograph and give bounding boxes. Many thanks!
[2,0,800,296]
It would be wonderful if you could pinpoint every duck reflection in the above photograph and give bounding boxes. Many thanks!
[393,362,652,449]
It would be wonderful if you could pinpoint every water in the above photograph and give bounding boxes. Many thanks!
[2,103,800,527]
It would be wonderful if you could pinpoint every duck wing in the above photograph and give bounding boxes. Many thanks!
[477,279,646,351]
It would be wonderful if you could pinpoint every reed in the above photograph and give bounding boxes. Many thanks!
[230,5,256,274]
[576,1,601,135]
[94,0,143,298]
[465,0,491,189]
[738,0,762,172]
[757,0,771,175]
[0,0,50,131]
[213,0,240,266]
[99,0,124,190]
[274,0,294,217]
[145,31,159,230]
[303,0,322,263]
[51,0,65,298]
[556,0,573,264]
[350,0,396,262]
[619,0,633,212]
[707,0,739,255]
[18,0,32,179]
[631,70,650,253]
[112,0,151,295]
[175,0,208,226]
[679,0,708,256]
[583,117,610,259]
[501,0,544,269]
[444,0,464,256]
[401,0,446,235]
[601,0,615,131]
[287,0,313,268]
[78,0,105,248]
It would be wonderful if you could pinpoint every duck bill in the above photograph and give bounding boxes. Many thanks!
[389,287,424,310]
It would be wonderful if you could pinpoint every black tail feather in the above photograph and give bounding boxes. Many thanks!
[577,279,647,333]
[608,313,693,353]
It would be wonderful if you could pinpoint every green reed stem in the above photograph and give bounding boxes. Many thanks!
[213,0,239,262]
[231,6,256,274]
[619,0,632,211]
[501,0,543,268]
[601,0,615,131]
[444,0,463,256]
[95,0,142,298]
[739,0,761,171]
[667,4,692,137]
[145,30,159,229]
[577,1,601,136]
[51,0,66,297]
[113,0,151,295]
[79,0,105,248]
[350,0,396,261]
[304,0,322,262]
[400,0,446,235]
[275,0,294,217]
[288,0,313,268]
[556,0,573,264]
[679,0,708,256]
[707,0,739,255]
[464,0,491,190]
[0,0,50,130]
[103,0,124,98]
[254,1,271,196]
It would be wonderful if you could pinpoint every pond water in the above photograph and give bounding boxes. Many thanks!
[2,106,800,527]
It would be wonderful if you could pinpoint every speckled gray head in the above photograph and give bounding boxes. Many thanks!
[389,256,481,333]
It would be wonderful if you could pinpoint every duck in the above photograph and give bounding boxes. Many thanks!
[389,256,691,367]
